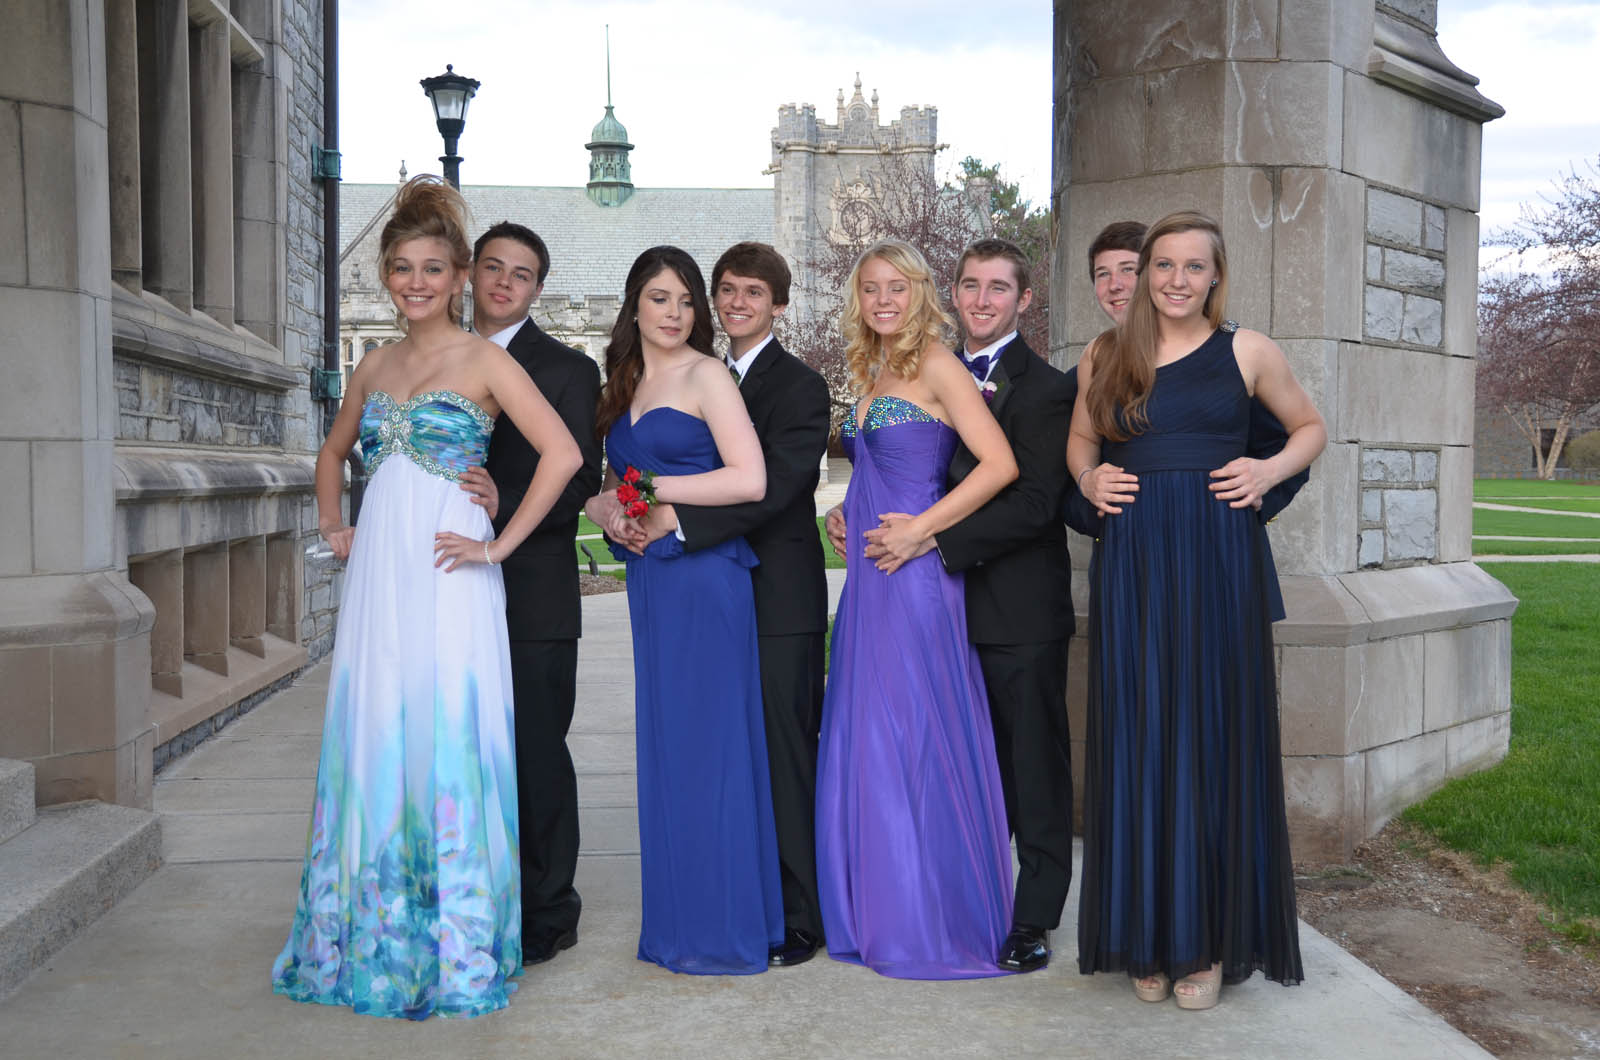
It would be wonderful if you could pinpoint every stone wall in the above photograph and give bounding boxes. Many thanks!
[1052,0,1516,863]
[0,0,330,810]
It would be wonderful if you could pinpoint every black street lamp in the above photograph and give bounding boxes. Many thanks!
[420,64,480,188]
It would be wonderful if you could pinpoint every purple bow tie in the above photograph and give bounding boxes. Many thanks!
[965,353,992,381]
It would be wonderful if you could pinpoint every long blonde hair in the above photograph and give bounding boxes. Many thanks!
[841,240,954,392]
[1086,210,1229,441]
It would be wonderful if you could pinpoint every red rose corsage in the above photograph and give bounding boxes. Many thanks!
[616,465,658,519]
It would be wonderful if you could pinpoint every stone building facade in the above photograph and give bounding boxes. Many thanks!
[2,0,330,811]
[337,75,939,363]
[768,75,941,318]
[1053,0,1515,862]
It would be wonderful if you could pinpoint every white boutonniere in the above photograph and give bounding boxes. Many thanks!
[978,378,1001,405]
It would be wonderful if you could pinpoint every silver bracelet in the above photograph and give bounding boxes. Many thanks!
[1077,467,1093,491]
[483,541,495,566]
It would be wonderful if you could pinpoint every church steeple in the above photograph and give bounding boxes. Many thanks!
[586,26,634,207]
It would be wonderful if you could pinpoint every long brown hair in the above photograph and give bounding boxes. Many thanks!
[1086,210,1229,441]
[595,246,716,439]
[841,240,954,393]
[379,175,472,326]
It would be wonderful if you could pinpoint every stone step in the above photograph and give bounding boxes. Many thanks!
[0,801,161,998]
[0,760,34,845]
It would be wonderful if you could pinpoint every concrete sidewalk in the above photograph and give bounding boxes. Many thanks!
[0,584,1488,1059]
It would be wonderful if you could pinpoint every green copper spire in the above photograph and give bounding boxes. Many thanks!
[586,25,634,206]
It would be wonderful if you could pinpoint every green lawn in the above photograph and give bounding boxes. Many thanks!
[1472,508,1600,539]
[1472,538,1600,556]
[1476,497,1600,514]
[575,515,845,572]
[1474,478,1600,500]
[1402,562,1600,941]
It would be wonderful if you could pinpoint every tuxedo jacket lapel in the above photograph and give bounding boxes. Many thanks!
[950,336,1031,483]
[734,341,780,407]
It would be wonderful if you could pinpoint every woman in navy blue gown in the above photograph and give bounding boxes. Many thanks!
[585,246,782,974]
[1068,212,1326,1009]
[815,240,1020,979]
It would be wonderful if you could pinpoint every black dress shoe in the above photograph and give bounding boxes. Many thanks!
[767,927,822,967]
[997,924,1050,972]
[523,925,578,966]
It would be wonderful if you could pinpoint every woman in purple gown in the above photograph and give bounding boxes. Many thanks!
[815,240,1020,979]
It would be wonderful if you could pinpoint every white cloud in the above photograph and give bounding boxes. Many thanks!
[1437,1,1600,235]
[338,0,1052,203]
[339,1,1600,247]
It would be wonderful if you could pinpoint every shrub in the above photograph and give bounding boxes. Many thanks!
[1566,429,1600,473]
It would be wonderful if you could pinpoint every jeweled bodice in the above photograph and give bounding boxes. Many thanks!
[358,390,494,482]
[840,395,938,441]
[840,395,955,508]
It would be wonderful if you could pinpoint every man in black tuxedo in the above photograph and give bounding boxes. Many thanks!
[622,242,831,966]
[459,222,602,965]
[829,238,1083,972]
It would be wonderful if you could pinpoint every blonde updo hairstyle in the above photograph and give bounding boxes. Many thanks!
[378,174,473,327]
[841,239,955,393]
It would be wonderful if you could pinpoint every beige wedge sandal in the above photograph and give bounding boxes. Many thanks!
[1174,963,1222,1011]
[1132,972,1171,1002]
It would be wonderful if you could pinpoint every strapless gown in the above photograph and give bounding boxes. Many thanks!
[272,390,522,1018]
[606,406,783,974]
[1077,327,1304,986]
[815,396,1014,979]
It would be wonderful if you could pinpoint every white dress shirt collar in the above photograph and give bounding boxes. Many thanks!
[963,330,1017,382]
[728,333,775,380]
[482,318,528,351]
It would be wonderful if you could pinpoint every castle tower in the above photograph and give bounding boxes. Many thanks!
[769,74,941,317]
[586,29,634,207]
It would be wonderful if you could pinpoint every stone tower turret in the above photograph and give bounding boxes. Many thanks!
[586,29,634,207]
[769,74,941,318]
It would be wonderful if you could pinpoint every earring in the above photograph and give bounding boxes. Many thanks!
[1210,280,1217,287]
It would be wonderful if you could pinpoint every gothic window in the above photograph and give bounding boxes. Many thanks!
[108,0,289,358]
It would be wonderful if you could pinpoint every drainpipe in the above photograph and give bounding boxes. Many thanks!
[314,0,363,523]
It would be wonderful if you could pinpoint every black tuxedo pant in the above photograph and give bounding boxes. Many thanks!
[976,637,1073,931]
[510,638,582,940]
[759,631,826,939]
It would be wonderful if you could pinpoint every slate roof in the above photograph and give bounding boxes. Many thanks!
[339,184,775,300]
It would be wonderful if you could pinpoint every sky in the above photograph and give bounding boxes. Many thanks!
[338,1,1599,242]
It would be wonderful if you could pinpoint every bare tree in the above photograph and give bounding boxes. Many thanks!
[781,148,993,425]
[1477,271,1600,477]
[1479,157,1600,478]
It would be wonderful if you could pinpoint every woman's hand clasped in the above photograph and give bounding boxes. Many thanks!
[1083,463,1139,515]
[1208,457,1270,511]
[434,531,499,572]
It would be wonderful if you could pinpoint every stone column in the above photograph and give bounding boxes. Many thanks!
[189,17,234,327]
[106,0,141,292]
[0,0,156,808]
[1052,0,1513,862]
[136,0,193,312]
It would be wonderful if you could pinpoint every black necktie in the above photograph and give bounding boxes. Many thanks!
[729,362,742,385]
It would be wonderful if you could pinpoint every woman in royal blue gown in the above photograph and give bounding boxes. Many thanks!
[815,239,1020,979]
[1068,211,1326,1010]
[584,246,783,974]
[272,176,582,1018]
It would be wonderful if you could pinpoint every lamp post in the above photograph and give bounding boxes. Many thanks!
[420,64,480,188]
